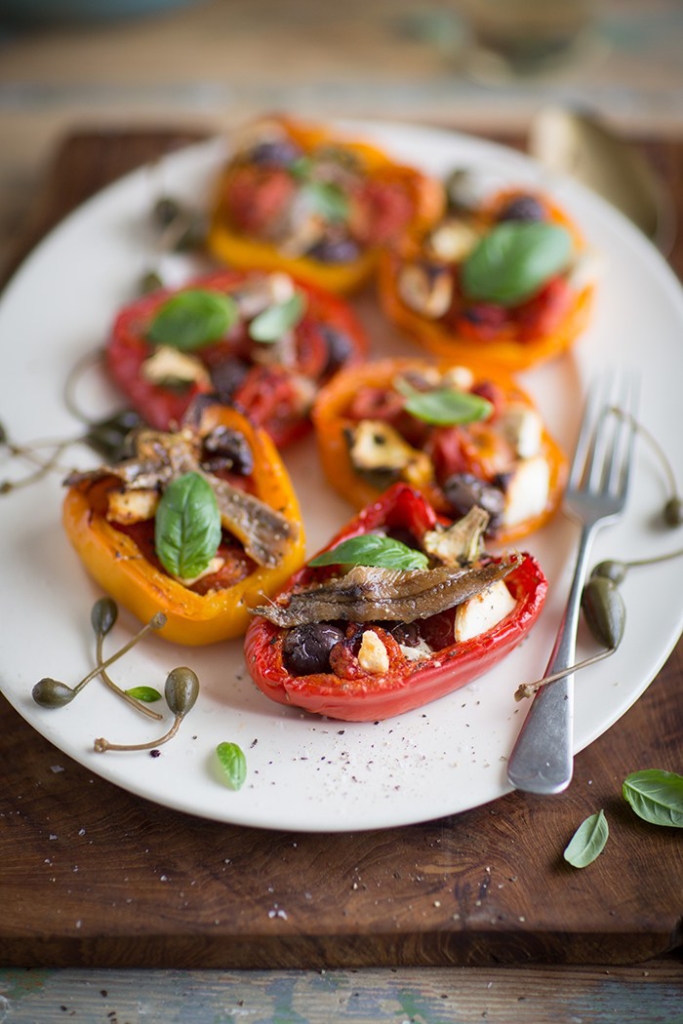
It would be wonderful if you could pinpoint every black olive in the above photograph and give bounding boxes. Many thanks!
[442,473,505,532]
[320,325,354,376]
[306,237,361,264]
[386,621,421,647]
[282,623,345,676]
[249,140,303,167]
[497,195,546,223]
[84,409,144,462]
[202,426,254,476]
[210,357,250,403]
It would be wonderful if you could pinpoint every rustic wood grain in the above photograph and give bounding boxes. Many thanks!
[1,130,682,970]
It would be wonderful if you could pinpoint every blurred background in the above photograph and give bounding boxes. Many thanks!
[0,0,682,274]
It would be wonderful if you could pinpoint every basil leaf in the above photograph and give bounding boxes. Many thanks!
[310,533,429,570]
[622,769,683,827]
[301,180,349,223]
[563,809,609,868]
[461,222,572,306]
[248,292,306,343]
[155,472,221,580]
[147,289,238,351]
[216,742,247,790]
[395,378,493,426]
[125,686,162,703]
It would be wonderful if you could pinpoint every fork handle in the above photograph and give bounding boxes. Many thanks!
[506,521,599,795]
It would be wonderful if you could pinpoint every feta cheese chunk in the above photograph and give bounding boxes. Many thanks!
[498,404,543,459]
[502,455,550,529]
[454,579,517,643]
[358,630,390,675]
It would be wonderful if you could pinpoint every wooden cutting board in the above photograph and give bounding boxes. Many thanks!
[1,130,682,970]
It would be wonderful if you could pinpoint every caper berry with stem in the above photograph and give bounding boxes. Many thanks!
[32,610,167,710]
[94,667,199,753]
[91,599,163,721]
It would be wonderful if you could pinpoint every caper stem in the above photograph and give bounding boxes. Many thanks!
[63,346,107,425]
[94,714,181,753]
[72,612,167,696]
[610,405,678,498]
[623,547,683,570]
[514,647,616,702]
[94,631,163,721]
[1,438,76,493]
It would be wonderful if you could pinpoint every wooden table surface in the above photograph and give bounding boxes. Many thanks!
[1,129,683,1022]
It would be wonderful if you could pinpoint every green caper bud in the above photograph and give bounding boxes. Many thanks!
[663,497,683,527]
[581,576,626,650]
[590,559,627,586]
[444,168,480,213]
[85,409,143,462]
[91,597,118,638]
[150,612,167,631]
[153,196,182,228]
[173,211,208,252]
[164,667,199,717]
[0,421,7,445]
[32,678,76,708]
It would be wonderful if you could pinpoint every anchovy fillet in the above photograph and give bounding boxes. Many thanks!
[252,558,518,627]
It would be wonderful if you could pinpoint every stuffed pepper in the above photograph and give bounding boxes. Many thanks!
[379,183,598,371]
[206,114,444,294]
[245,482,547,721]
[312,357,567,546]
[62,401,306,645]
[105,267,367,445]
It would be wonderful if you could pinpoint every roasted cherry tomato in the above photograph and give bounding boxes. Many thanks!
[62,403,306,645]
[104,268,367,446]
[379,186,596,371]
[244,483,547,721]
[312,356,567,545]
[207,114,444,294]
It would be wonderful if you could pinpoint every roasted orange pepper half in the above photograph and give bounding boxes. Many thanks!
[378,186,596,371]
[62,403,306,645]
[312,356,567,546]
[207,114,444,294]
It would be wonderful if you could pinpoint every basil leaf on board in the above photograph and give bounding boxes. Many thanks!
[147,289,238,351]
[461,222,572,307]
[155,472,222,580]
[394,378,493,426]
[301,180,349,223]
[563,809,610,868]
[216,742,247,790]
[125,686,162,703]
[309,533,429,570]
[622,769,683,827]
[248,292,306,343]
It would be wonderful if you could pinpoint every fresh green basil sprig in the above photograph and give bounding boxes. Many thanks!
[147,289,238,351]
[216,741,247,790]
[155,471,222,580]
[395,377,493,426]
[310,533,429,571]
[248,292,306,343]
[563,809,610,868]
[461,221,572,306]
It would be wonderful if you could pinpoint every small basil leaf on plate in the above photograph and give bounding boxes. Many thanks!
[147,289,238,351]
[563,809,609,868]
[309,533,429,570]
[395,378,493,426]
[155,471,221,580]
[622,769,683,827]
[461,222,572,306]
[216,742,247,790]
[248,292,306,343]
[125,686,162,703]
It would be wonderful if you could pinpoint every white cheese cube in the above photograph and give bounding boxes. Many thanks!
[358,630,390,675]
[454,580,517,643]
[501,456,550,529]
[498,404,543,459]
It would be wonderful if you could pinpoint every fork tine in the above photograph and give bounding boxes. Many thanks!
[567,374,606,490]
[603,371,639,498]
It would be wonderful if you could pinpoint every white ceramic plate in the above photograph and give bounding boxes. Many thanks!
[2,122,683,833]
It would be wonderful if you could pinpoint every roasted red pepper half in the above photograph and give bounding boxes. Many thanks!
[207,114,444,294]
[62,402,306,645]
[379,186,597,371]
[312,356,567,546]
[244,483,547,721]
[104,267,367,445]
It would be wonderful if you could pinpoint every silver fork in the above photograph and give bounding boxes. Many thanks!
[506,370,638,795]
